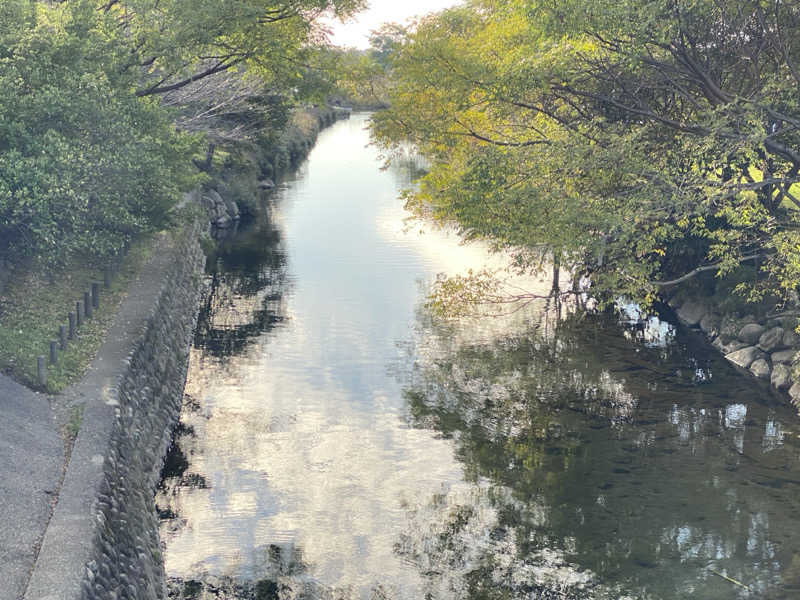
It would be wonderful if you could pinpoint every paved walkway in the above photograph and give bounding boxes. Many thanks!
[0,375,63,600]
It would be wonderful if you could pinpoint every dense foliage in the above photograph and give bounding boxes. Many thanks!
[0,1,194,260]
[372,0,800,307]
[0,0,362,265]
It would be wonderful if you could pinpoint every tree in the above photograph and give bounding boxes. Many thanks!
[372,0,800,307]
[0,0,200,262]
[90,0,365,97]
[0,0,366,264]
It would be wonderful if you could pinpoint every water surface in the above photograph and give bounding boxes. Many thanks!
[159,114,800,600]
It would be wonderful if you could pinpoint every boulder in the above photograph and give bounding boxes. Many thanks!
[676,299,707,327]
[750,359,771,378]
[206,188,224,206]
[784,329,800,348]
[771,363,792,390]
[202,188,240,227]
[725,346,765,369]
[666,293,686,309]
[738,323,765,345]
[789,381,800,406]
[718,320,740,344]
[757,326,785,352]
[699,313,720,337]
[771,349,797,364]
[222,196,240,219]
[713,338,748,354]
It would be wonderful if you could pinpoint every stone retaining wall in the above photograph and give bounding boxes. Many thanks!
[668,294,800,404]
[25,221,207,600]
[84,224,206,600]
[200,106,348,231]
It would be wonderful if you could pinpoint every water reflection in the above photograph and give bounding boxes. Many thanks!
[196,212,288,359]
[159,114,800,600]
[402,310,800,599]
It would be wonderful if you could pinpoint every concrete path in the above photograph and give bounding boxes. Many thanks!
[24,233,178,600]
[0,375,63,600]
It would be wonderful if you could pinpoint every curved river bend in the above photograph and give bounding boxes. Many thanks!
[159,114,800,600]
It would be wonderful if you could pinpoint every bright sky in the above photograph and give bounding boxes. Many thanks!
[325,0,462,49]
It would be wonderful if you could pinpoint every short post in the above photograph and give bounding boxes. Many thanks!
[37,356,47,387]
[49,341,58,365]
[104,267,111,289]
[76,301,83,327]
[84,291,92,318]
[59,325,67,350]
[91,282,100,309]
[68,312,76,339]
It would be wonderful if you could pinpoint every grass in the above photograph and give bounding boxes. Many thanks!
[0,236,156,393]
[64,404,84,440]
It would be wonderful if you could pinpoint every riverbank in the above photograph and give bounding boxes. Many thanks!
[0,106,344,396]
[664,289,800,405]
[198,106,347,231]
[23,221,207,600]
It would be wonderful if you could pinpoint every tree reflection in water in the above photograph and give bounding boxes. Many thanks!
[196,208,289,359]
[399,307,800,600]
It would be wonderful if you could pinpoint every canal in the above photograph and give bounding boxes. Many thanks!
[158,113,800,599]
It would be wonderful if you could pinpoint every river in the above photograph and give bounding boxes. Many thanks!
[158,113,800,600]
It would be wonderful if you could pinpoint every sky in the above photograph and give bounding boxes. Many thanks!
[325,0,462,49]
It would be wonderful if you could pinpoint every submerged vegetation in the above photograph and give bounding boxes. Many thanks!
[371,0,800,311]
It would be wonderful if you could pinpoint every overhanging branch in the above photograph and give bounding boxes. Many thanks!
[653,254,761,287]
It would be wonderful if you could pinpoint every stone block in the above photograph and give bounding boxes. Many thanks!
[771,363,792,390]
[758,326,786,352]
[750,359,771,378]
[772,349,797,364]
[700,313,720,336]
[726,346,765,368]
[789,381,800,406]
[713,338,748,354]
[676,299,707,326]
[738,323,765,345]
[784,329,800,348]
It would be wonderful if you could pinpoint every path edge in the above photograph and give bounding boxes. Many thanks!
[24,219,207,600]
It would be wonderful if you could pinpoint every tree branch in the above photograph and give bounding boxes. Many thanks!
[135,56,248,97]
[653,254,761,287]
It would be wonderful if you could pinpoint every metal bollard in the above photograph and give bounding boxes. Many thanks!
[59,325,67,350]
[104,267,111,289]
[37,356,47,387]
[68,312,76,339]
[76,301,83,327]
[49,341,58,365]
[91,282,99,309]
[84,291,92,318]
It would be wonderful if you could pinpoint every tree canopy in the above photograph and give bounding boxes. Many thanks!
[0,0,363,265]
[372,0,800,306]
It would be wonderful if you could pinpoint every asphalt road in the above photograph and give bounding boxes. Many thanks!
[0,374,63,600]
